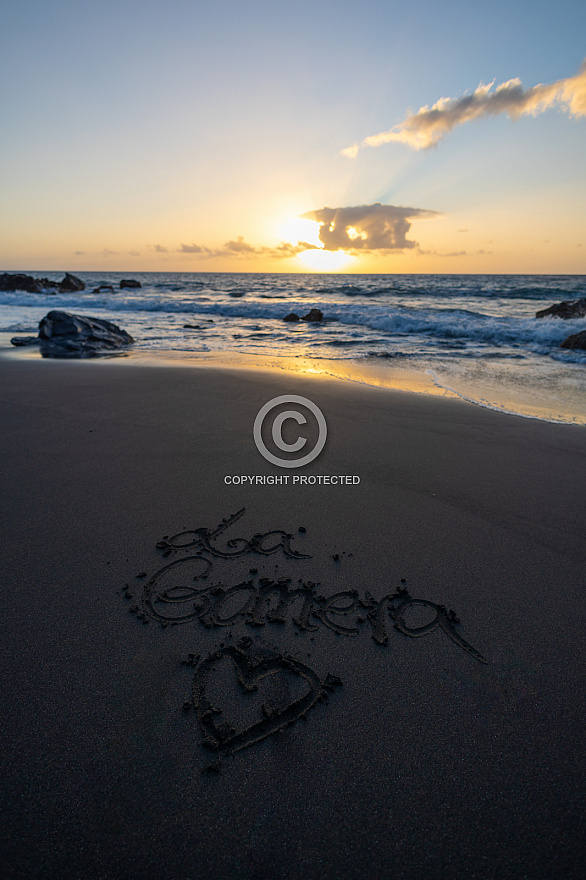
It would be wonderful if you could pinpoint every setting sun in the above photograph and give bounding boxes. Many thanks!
[296,249,355,271]
[275,215,355,271]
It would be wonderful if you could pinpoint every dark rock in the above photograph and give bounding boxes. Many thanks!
[183,324,201,329]
[560,330,586,350]
[536,298,586,319]
[0,273,36,293]
[37,310,134,358]
[120,279,141,289]
[0,273,57,294]
[0,272,87,294]
[301,308,323,322]
[58,273,85,292]
[284,312,300,322]
[10,336,39,347]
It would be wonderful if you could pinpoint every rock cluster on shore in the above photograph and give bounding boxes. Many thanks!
[0,272,85,294]
[10,310,134,358]
[0,272,142,294]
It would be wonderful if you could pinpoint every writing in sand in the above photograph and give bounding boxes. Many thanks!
[126,507,486,664]
[122,509,486,770]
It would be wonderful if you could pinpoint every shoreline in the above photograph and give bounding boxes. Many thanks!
[2,338,585,427]
[2,270,585,428]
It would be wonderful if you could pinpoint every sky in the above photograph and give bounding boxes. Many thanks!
[1,0,585,274]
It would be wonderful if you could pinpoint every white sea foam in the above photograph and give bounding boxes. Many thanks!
[2,272,584,421]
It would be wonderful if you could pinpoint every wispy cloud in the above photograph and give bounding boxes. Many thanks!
[345,60,586,153]
[178,243,208,254]
[340,143,360,159]
[416,247,493,257]
[300,203,440,251]
[217,237,318,258]
[177,236,317,259]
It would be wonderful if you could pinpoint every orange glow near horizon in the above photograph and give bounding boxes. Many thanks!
[296,249,355,271]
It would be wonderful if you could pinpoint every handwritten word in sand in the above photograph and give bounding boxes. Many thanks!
[155,507,310,560]
[122,509,486,769]
[129,508,486,664]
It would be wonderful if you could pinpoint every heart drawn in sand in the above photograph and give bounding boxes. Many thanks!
[191,638,342,763]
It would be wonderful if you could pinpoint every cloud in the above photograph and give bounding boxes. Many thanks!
[85,207,438,265]
[218,237,318,258]
[177,236,317,259]
[221,236,259,255]
[271,240,317,257]
[345,60,586,153]
[340,143,359,159]
[300,203,440,251]
[178,242,209,254]
[147,207,439,262]
[416,247,493,257]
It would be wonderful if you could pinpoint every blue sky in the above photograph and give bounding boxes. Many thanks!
[1,0,585,271]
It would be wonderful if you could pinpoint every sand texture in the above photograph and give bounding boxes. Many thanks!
[1,356,584,880]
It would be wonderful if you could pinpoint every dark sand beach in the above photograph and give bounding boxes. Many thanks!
[1,354,584,880]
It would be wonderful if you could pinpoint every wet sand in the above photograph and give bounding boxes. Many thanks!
[0,354,584,879]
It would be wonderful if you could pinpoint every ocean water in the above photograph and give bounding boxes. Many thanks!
[1,272,585,424]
